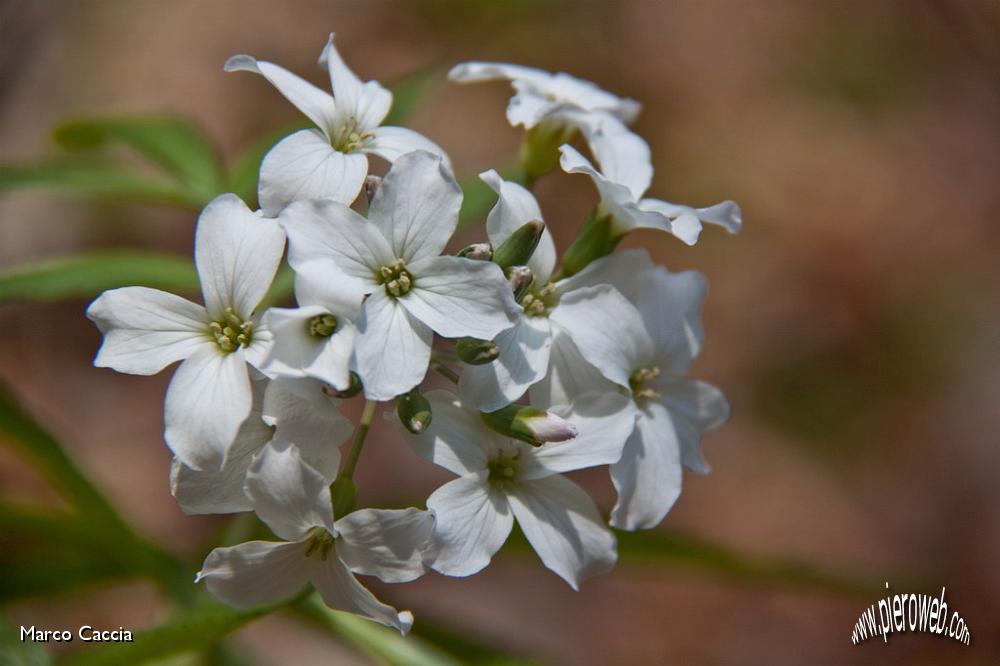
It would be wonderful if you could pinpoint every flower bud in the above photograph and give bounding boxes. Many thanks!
[322,372,363,399]
[507,265,534,301]
[364,175,382,204]
[457,242,493,261]
[397,388,432,434]
[480,404,578,446]
[330,475,357,518]
[557,210,620,279]
[456,337,500,365]
[492,220,545,270]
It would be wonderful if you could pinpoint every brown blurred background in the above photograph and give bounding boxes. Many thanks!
[2,1,1000,664]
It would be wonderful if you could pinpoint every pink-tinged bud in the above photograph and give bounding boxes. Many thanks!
[480,404,578,446]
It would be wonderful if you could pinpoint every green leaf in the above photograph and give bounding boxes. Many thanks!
[57,603,272,666]
[0,613,54,666]
[0,251,197,303]
[296,596,460,666]
[53,118,223,200]
[0,163,202,209]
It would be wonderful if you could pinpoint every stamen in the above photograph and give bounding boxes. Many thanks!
[209,310,254,353]
[375,259,414,298]
[307,313,338,338]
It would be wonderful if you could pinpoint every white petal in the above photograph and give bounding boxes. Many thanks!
[506,89,561,128]
[638,199,742,245]
[507,475,616,590]
[459,315,552,412]
[354,290,432,401]
[246,441,334,541]
[405,390,500,476]
[610,403,682,530]
[260,305,357,391]
[87,287,210,375]
[447,61,552,87]
[293,261,366,320]
[426,472,513,577]
[526,391,637,479]
[319,34,392,132]
[550,285,654,389]
[555,248,655,304]
[638,267,707,377]
[368,151,461,263]
[333,508,435,583]
[198,541,308,609]
[309,555,413,635]
[164,347,252,471]
[262,378,351,480]
[258,129,368,216]
[529,327,615,406]
[195,193,285,320]
[225,55,337,136]
[280,198,392,287]
[479,169,556,283]
[401,256,519,339]
[365,126,451,169]
[170,374,271,514]
[655,378,729,474]
[585,119,652,200]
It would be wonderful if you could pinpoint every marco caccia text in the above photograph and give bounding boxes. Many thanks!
[20,626,134,643]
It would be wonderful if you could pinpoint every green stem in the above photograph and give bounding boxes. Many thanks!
[340,400,377,480]
[430,360,460,385]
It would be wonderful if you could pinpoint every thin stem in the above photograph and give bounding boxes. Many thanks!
[430,360,460,384]
[341,400,377,479]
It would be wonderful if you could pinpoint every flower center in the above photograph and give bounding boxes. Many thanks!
[307,313,338,338]
[629,365,661,401]
[209,307,254,353]
[519,282,558,317]
[375,258,414,298]
[487,447,522,486]
[330,117,374,152]
[303,526,335,561]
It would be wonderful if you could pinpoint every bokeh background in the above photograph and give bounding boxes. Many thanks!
[2,1,999,664]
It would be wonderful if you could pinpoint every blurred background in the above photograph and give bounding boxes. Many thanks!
[2,1,999,664]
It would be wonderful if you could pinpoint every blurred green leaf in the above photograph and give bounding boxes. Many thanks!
[258,264,295,309]
[57,603,272,666]
[383,69,436,127]
[0,614,54,666]
[410,617,539,666]
[296,596,460,666]
[53,118,222,200]
[0,251,198,303]
[0,163,201,209]
[225,122,309,208]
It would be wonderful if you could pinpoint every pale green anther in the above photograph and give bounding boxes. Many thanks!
[487,449,521,485]
[303,526,335,561]
[375,258,414,298]
[209,308,254,353]
[308,313,338,338]
[331,116,375,152]
[629,365,662,401]
[518,281,558,318]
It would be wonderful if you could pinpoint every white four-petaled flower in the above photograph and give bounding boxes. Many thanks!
[227,34,450,215]
[87,193,285,470]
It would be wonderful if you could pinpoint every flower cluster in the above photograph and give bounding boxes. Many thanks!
[87,35,740,634]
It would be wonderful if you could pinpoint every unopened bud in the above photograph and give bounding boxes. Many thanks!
[457,243,493,261]
[507,265,534,301]
[364,175,382,204]
[456,337,500,365]
[323,372,363,399]
[397,388,432,434]
[330,475,357,518]
[480,404,578,446]
[492,220,545,270]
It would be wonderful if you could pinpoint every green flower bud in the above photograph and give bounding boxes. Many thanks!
[457,242,493,260]
[456,337,500,365]
[323,372,363,399]
[480,404,578,446]
[493,220,545,270]
[556,210,621,279]
[330,475,357,519]
[397,388,433,434]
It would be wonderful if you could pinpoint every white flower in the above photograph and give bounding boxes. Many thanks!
[260,262,365,391]
[448,62,640,130]
[226,34,450,216]
[87,194,285,470]
[281,151,520,401]
[170,376,352,514]
[549,263,730,530]
[406,390,635,588]
[560,144,742,246]
[197,442,433,634]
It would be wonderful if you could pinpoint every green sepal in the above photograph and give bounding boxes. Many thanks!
[557,210,622,279]
[455,337,500,365]
[330,476,357,519]
[492,220,545,271]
